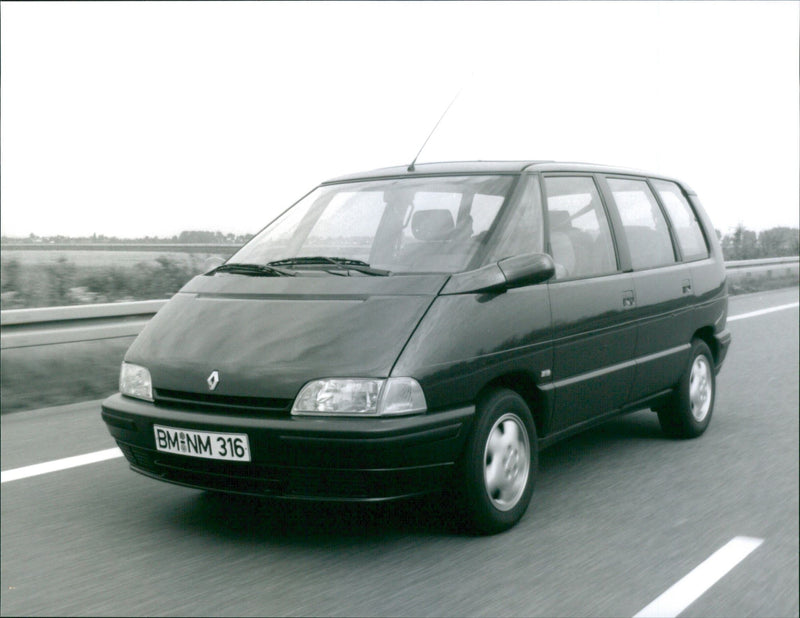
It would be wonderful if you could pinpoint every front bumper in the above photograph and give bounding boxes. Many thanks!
[102,393,474,501]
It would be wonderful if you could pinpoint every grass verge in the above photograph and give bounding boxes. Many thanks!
[1,338,133,414]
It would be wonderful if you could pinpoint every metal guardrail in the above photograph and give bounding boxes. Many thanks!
[1,300,167,349]
[1,258,797,350]
[724,256,800,268]
[724,256,799,288]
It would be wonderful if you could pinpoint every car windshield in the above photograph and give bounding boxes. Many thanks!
[229,175,516,273]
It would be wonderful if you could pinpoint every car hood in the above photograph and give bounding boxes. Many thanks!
[124,273,448,400]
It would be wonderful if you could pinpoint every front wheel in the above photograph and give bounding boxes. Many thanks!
[657,339,716,439]
[457,388,537,535]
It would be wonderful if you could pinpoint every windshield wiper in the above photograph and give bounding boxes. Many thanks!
[267,256,391,276]
[211,263,295,277]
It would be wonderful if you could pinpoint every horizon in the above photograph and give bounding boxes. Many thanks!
[3,220,799,244]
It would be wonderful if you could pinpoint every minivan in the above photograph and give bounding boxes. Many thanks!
[101,161,731,534]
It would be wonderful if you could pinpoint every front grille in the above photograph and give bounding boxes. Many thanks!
[154,388,292,416]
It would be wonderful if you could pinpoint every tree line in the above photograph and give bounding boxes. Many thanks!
[719,225,799,261]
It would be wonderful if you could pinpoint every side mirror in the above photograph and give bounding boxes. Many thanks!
[498,253,555,288]
[440,252,555,295]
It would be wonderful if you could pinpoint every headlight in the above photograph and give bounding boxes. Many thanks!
[119,362,153,402]
[292,377,426,417]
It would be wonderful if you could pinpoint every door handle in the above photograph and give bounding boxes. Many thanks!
[622,290,635,308]
[682,279,693,294]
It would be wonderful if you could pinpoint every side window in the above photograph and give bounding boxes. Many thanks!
[487,175,544,260]
[543,176,617,280]
[607,178,676,270]
[651,179,709,261]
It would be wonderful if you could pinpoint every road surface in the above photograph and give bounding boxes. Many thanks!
[2,287,798,617]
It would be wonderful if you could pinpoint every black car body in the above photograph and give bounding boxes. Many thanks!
[102,161,731,533]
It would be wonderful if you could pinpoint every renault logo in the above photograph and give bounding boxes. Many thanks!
[207,370,220,391]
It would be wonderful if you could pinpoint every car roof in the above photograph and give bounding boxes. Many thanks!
[322,160,694,192]
[323,161,549,183]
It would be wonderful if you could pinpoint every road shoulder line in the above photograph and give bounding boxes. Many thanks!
[728,302,799,322]
[1,447,122,483]
[633,536,764,618]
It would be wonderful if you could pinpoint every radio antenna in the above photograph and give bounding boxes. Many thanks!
[407,83,466,172]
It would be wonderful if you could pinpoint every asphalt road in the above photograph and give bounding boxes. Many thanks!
[2,288,798,617]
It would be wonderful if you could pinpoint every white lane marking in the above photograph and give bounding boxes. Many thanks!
[633,536,764,618]
[728,302,799,322]
[1,447,123,483]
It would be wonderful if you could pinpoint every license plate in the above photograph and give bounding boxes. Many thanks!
[154,425,251,462]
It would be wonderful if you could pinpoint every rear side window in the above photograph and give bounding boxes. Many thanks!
[543,176,617,279]
[607,178,676,270]
[651,179,709,261]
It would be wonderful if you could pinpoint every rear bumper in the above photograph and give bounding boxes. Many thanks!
[101,393,474,501]
[713,328,732,373]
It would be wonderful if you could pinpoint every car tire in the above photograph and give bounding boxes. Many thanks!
[457,388,537,535]
[657,339,715,439]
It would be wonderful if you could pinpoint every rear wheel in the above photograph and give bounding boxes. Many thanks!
[458,388,537,534]
[658,339,715,439]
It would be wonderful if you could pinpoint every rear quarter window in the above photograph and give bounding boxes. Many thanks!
[607,177,677,270]
[651,179,709,261]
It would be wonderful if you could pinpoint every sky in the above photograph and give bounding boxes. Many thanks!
[1,1,798,239]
